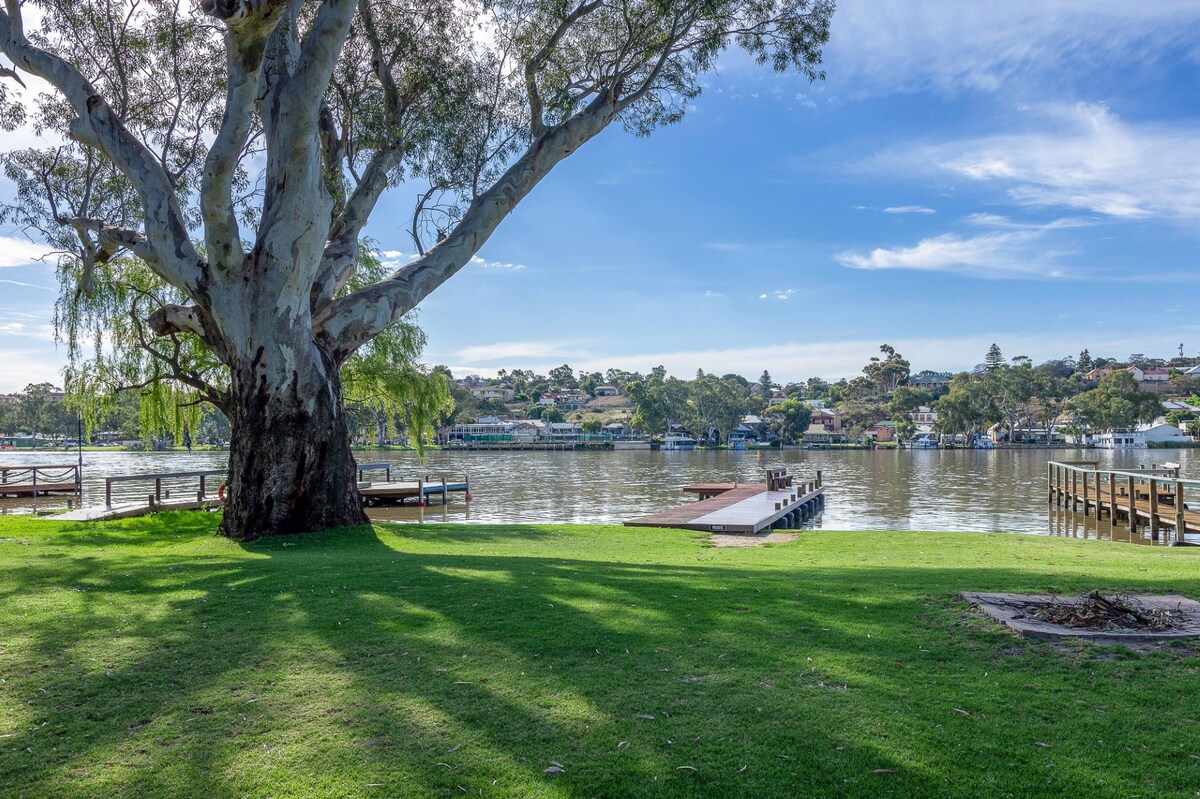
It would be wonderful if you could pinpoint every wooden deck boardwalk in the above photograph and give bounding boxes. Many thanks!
[1049,460,1200,542]
[626,468,825,533]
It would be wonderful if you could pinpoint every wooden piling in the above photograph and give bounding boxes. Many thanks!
[1177,483,1187,541]
[1082,470,1090,516]
[1108,472,1116,519]
[1128,475,1137,533]
[1149,478,1159,539]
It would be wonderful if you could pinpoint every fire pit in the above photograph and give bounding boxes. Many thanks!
[963,591,1200,643]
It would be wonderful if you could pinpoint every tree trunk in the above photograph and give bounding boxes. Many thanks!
[219,345,368,540]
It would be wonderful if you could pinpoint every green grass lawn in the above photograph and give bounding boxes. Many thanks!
[2,516,1200,798]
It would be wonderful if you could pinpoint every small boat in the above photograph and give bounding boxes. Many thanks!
[972,437,995,450]
[727,440,747,450]
[663,434,698,450]
[907,434,939,449]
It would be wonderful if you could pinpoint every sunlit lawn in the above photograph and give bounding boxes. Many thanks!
[2,514,1199,797]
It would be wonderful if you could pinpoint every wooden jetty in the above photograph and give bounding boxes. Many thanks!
[0,464,81,497]
[56,469,225,521]
[1048,460,1200,543]
[356,463,470,506]
[626,468,824,533]
[51,463,470,521]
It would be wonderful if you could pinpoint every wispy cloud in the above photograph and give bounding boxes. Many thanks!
[470,256,527,271]
[0,320,56,341]
[442,333,1189,385]
[704,290,723,298]
[0,236,54,268]
[835,230,1070,279]
[825,1,1200,96]
[454,340,576,362]
[0,278,53,290]
[883,206,936,215]
[875,104,1200,224]
[964,213,1097,231]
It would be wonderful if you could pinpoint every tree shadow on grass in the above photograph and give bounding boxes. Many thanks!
[3,521,1200,798]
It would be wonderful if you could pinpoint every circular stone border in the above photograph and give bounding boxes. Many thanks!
[962,592,1200,644]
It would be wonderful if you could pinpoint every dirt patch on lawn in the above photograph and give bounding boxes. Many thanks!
[963,591,1200,644]
[708,532,797,547]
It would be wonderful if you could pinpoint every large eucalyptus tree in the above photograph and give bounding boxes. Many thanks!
[0,0,834,538]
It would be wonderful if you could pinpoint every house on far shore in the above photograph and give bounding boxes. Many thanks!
[1082,367,1115,382]
[594,385,621,397]
[469,385,515,402]
[803,423,847,445]
[603,422,632,438]
[910,373,951,391]
[1094,422,1191,449]
[866,421,897,442]
[1127,366,1171,383]
[1183,365,1200,378]
[810,407,842,432]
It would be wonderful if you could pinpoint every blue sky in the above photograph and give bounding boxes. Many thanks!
[3,1,1200,392]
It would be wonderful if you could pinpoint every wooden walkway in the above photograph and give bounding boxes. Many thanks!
[1049,460,1200,541]
[626,468,825,533]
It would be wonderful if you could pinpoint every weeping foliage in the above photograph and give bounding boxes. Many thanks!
[55,255,223,445]
[56,247,449,447]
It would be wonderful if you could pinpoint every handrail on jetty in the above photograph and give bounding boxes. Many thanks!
[105,469,225,508]
[0,464,81,497]
[1047,460,1198,542]
[356,462,393,482]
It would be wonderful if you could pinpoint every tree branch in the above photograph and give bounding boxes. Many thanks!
[314,92,621,360]
[0,0,207,295]
[525,0,603,139]
[200,4,283,271]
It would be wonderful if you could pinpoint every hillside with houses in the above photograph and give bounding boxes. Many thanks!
[427,345,1200,450]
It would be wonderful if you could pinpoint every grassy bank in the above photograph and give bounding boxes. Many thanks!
[2,517,1199,798]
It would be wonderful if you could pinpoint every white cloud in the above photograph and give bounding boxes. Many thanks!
[703,290,722,298]
[793,92,817,110]
[835,230,1069,279]
[881,104,1200,224]
[825,1,1200,96]
[470,256,527,270]
[441,333,1189,385]
[0,349,63,392]
[0,236,55,268]
[0,278,53,290]
[964,213,1096,231]
[454,340,576,362]
[883,206,936,215]
[0,319,57,341]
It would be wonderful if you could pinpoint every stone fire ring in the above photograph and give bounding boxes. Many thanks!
[962,592,1200,644]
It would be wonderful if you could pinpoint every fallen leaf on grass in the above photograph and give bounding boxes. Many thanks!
[436,762,454,769]
[737,765,747,773]
[447,744,461,753]
[617,741,630,749]
[953,708,971,717]
[635,713,655,720]
[871,769,897,774]
[544,764,565,774]
[676,766,698,772]
[453,681,472,685]
[1034,742,1051,748]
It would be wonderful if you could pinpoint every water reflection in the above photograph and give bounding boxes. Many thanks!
[1,447,1194,543]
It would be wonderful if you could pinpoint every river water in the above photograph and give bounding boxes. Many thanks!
[2,447,1195,544]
